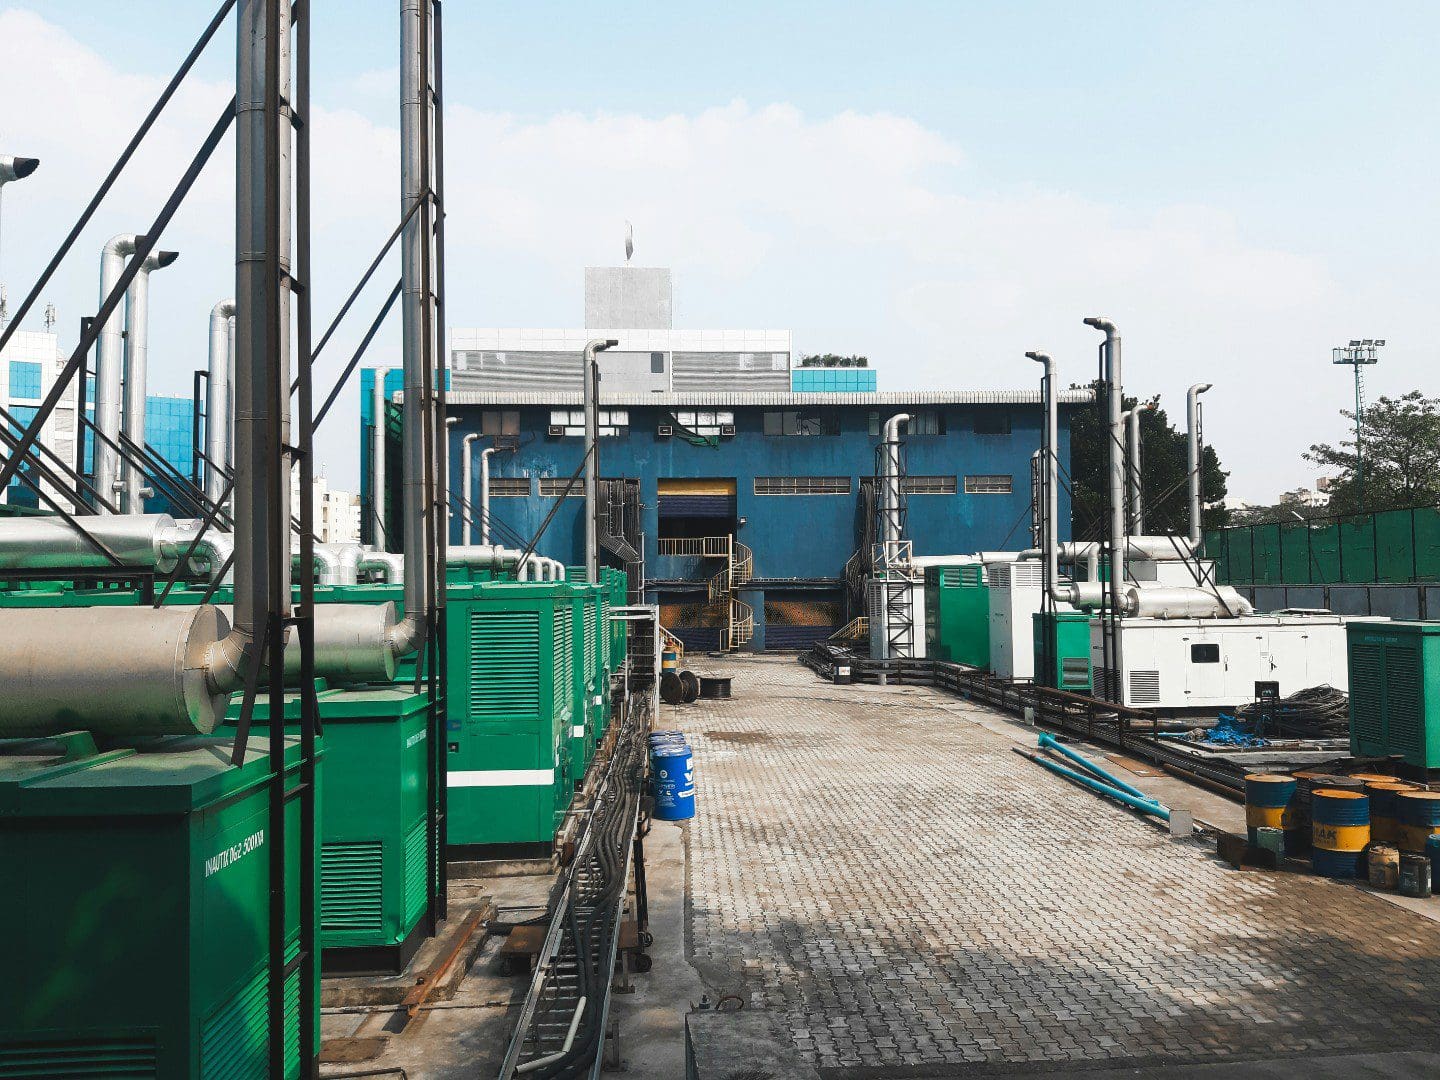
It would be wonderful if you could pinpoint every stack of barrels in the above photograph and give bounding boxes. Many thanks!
[648,730,696,821]
[1244,769,1439,894]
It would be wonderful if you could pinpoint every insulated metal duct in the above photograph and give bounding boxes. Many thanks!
[0,605,232,736]
[120,249,180,513]
[205,299,237,505]
[1083,318,1126,668]
[1187,383,1212,546]
[93,234,142,511]
[0,514,231,580]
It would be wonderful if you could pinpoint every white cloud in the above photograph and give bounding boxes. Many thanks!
[3,7,1433,501]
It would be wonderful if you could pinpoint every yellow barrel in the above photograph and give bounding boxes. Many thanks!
[1311,789,1370,878]
[1350,772,1398,785]
[1367,844,1400,890]
[1245,773,1301,852]
[1395,790,1440,852]
[1364,781,1418,845]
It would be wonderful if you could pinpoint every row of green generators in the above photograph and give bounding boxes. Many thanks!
[0,568,625,970]
[0,730,316,1077]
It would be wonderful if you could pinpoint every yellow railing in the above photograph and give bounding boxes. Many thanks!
[829,616,868,643]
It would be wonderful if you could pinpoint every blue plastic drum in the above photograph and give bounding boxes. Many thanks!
[651,742,695,821]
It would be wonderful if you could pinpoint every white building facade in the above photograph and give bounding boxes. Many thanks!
[0,329,81,509]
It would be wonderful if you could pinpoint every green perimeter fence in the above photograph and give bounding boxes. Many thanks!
[1205,505,1440,586]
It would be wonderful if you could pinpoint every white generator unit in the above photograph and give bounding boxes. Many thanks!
[988,560,1048,680]
[866,577,927,660]
[1091,614,1376,711]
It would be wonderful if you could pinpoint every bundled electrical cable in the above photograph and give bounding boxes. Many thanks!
[1234,685,1350,740]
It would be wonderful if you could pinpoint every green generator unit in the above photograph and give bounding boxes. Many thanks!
[1032,611,1094,692]
[227,686,433,973]
[1348,621,1440,769]
[0,731,318,1078]
[445,581,575,858]
[603,566,629,671]
[924,564,990,668]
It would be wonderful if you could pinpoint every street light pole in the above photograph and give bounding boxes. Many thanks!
[0,156,41,329]
[1332,339,1384,511]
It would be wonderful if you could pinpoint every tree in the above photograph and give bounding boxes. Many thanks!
[1066,384,1229,542]
[1304,391,1440,515]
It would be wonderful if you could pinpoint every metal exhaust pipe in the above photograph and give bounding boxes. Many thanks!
[460,433,478,545]
[94,233,140,513]
[120,248,180,513]
[1187,383,1212,546]
[205,299,237,505]
[1083,317,1127,625]
[583,338,617,583]
[478,445,494,545]
[880,413,910,552]
[371,367,387,549]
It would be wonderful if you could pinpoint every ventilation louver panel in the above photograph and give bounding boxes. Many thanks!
[1061,656,1091,688]
[469,610,541,721]
[1349,643,1385,748]
[1129,670,1161,705]
[199,941,300,1080]
[321,840,384,934]
[0,1040,157,1078]
[403,817,428,924]
[554,608,573,717]
[1385,645,1423,757]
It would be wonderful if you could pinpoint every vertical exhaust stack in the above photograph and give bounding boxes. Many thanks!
[387,0,435,659]
[94,234,140,512]
[1122,402,1154,537]
[205,299,237,506]
[1187,382,1212,546]
[879,413,910,554]
[207,0,295,692]
[460,433,478,545]
[1083,317,1126,622]
[582,338,617,583]
[371,367,388,549]
[119,249,180,513]
[1026,352,1075,607]
[478,445,494,545]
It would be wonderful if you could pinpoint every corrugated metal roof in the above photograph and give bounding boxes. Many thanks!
[418,389,1094,406]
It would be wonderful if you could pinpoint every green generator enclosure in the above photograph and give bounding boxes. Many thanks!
[604,567,629,671]
[1032,611,1094,692]
[924,564,990,668]
[445,581,575,858]
[1348,621,1440,769]
[227,686,432,973]
[0,733,318,1078]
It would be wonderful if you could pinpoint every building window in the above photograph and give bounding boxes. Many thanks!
[963,474,1012,494]
[8,361,42,399]
[481,409,519,437]
[548,409,629,437]
[867,409,944,436]
[763,410,839,436]
[539,477,585,498]
[671,410,734,437]
[490,477,531,497]
[902,475,957,495]
[974,410,1012,435]
[651,351,666,373]
[754,476,851,495]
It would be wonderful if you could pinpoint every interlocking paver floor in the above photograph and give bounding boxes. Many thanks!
[677,656,1440,1072]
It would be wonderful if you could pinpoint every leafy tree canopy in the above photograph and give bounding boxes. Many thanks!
[1304,391,1440,516]
[1067,383,1229,542]
[799,353,868,368]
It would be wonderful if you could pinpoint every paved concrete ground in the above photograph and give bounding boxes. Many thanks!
[671,655,1440,1076]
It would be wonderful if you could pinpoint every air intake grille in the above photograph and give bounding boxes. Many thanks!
[585,604,596,680]
[1350,643,1384,746]
[1061,656,1091,688]
[321,841,384,934]
[0,1040,157,1077]
[199,941,300,1080]
[1129,670,1161,705]
[469,610,541,721]
[1386,645,1423,756]
[403,817,429,925]
[554,608,573,717]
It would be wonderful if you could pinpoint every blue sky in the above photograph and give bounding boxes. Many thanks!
[3,3,1437,498]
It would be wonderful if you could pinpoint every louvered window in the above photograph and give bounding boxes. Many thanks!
[468,610,541,721]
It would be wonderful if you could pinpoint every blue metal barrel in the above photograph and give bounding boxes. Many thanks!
[1244,774,1299,852]
[651,742,695,821]
[1311,789,1370,879]
[1396,791,1440,852]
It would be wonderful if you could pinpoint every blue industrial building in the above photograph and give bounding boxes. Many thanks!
[363,372,1081,650]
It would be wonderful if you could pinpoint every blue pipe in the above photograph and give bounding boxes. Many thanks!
[1028,753,1171,821]
[1037,732,1153,802]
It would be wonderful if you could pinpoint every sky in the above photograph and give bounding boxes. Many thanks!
[1,2,1436,499]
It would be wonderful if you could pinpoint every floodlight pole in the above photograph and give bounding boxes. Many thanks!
[1332,339,1384,513]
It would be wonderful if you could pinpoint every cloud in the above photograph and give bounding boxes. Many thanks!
[3,6,1426,501]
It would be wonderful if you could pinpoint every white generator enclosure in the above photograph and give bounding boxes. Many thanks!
[866,577,927,660]
[1091,614,1364,711]
[988,561,1047,680]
